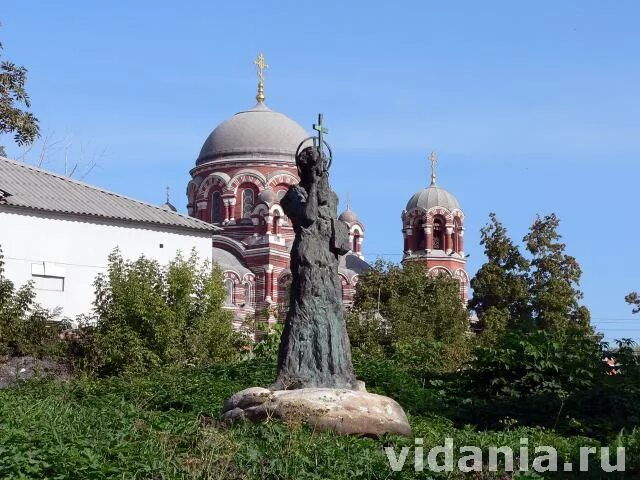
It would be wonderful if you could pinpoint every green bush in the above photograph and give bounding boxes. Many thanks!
[82,249,241,376]
[0,245,66,358]
[468,329,604,400]
[451,329,640,440]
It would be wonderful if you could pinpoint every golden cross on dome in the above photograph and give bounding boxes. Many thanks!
[254,52,269,102]
[430,151,437,185]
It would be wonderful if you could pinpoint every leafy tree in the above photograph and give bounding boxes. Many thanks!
[0,32,39,149]
[84,249,239,376]
[524,214,591,333]
[469,213,531,337]
[464,213,606,397]
[349,260,470,372]
[626,292,640,314]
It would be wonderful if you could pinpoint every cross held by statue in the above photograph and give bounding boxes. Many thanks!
[313,113,329,157]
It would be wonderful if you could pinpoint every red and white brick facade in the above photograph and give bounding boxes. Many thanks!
[186,100,368,325]
[401,181,469,303]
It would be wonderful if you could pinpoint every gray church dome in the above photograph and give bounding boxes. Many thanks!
[338,209,359,224]
[406,184,460,212]
[196,102,308,165]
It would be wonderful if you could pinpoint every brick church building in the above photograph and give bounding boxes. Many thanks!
[185,55,468,324]
[185,56,368,325]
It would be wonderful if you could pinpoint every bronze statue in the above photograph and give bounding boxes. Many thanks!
[271,117,357,390]
[221,114,411,437]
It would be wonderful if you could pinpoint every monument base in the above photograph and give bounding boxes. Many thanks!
[221,386,412,437]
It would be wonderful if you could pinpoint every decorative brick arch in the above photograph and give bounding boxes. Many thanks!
[428,266,452,277]
[349,224,363,236]
[228,170,267,193]
[187,180,199,203]
[405,208,428,226]
[269,204,285,216]
[454,268,469,284]
[451,209,465,222]
[197,173,229,199]
[267,172,298,189]
[427,207,453,224]
[223,270,242,284]
[243,272,256,283]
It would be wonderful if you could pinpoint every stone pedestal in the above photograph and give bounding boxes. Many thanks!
[221,386,412,437]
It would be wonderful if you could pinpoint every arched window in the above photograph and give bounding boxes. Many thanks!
[453,218,461,253]
[352,232,360,252]
[433,217,445,250]
[224,278,234,305]
[211,191,222,224]
[244,281,253,307]
[272,213,280,235]
[242,188,255,219]
[415,220,425,250]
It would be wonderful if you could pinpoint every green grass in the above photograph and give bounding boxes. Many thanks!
[0,359,635,479]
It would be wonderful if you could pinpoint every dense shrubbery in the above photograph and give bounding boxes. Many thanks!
[78,249,243,376]
[0,246,66,358]
[468,329,604,399]
[1,358,636,479]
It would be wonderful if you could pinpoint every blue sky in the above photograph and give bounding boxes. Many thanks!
[2,1,639,340]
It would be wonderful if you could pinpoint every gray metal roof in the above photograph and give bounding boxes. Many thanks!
[196,102,309,165]
[339,253,370,280]
[406,184,461,212]
[0,157,217,233]
[212,248,252,277]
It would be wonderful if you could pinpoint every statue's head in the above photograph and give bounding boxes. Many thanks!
[296,146,323,184]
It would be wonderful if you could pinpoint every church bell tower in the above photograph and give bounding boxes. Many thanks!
[401,152,469,302]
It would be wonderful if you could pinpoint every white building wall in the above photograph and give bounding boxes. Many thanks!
[0,209,213,320]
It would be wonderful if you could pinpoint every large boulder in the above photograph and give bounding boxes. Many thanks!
[221,386,411,437]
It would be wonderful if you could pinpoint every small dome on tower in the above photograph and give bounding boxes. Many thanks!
[406,151,461,212]
[406,184,460,212]
[338,208,359,224]
[338,194,361,225]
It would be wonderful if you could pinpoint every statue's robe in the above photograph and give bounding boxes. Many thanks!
[272,178,357,390]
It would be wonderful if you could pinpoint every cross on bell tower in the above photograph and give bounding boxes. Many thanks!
[254,52,269,103]
[430,151,437,185]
